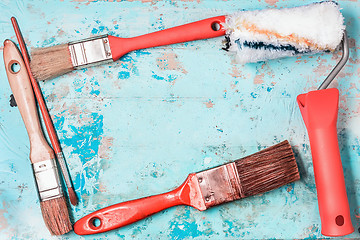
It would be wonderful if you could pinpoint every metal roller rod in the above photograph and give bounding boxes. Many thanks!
[318,31,349,90]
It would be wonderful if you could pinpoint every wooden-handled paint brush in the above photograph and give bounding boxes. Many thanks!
[3,39,72,235]
[29,1,343,81]
[11,17,78,206]
[74,140,300,235]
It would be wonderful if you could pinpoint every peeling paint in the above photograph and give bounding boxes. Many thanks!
[204,100,215,108]
[265,0,278,7]
[156,52,187,74]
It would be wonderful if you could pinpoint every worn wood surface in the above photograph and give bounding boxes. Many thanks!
[0,0,360,239]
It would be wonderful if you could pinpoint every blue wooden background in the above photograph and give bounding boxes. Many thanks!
[0,0,359,239]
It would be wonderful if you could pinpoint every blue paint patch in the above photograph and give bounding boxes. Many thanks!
[118,71,130,79]
[281,90,291,97]
[91,28,99,35]
[60,113,104,194]
[151,73,177,83]
[152,73,164,81]
[250,92,259,98]
[222,219,245,238]
[168,208,202,239]
[150,171,160,178]
[120,62,129,68]
[91,26,108,35]
[75,86,84,92]
[303,224,321,239]
[9,163,16,173]
[134,50,151,58]
[90,89,100,96]
[42,37,56,46]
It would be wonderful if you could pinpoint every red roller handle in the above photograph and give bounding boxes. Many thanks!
[74,174,206,235]
[297,88,354,237]
[108,16,226,61]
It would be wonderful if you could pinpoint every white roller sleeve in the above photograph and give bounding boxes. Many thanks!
[224,1,345,63]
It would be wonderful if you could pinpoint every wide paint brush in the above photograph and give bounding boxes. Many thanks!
[29,1,343,81]
[73,140,300,235]
[3,39,72,235]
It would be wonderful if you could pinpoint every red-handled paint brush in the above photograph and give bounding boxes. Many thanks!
[73,140,300,235]
[29,2,344,81]
[30,16,226,81]
[297,32,354,237]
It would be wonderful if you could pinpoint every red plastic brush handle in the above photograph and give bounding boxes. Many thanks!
[108,16,226,61]
[297,88,354,237]
[73,174,205,235]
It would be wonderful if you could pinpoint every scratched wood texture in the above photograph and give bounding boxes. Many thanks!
[0,0,360,239]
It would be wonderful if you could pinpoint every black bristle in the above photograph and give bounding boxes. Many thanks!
[235,140,300,198]
[222,35,231,51]
[236,39,309,55]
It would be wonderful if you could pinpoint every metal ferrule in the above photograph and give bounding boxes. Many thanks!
[68,35,113,69]
[32,158,63,201]
[196,162,244,209]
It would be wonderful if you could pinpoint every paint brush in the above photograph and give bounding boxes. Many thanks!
[3,39,72,235]
[73,140,300,235]
[29,1,343,81]
[11,17,78,206]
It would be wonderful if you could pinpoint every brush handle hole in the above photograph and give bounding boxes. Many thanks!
[89,217,102,229]
[211,21,221,31]
[335,215,344,226]
[9,60,20,74]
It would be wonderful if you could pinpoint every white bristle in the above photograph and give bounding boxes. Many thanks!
[224,1,345,63]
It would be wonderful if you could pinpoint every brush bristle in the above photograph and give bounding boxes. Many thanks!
[40,197,72,235]
[30,44,74,81]
[236,140,300,198]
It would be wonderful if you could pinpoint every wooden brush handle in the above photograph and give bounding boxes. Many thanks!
[11,17,61,155]
[3,39,54,163]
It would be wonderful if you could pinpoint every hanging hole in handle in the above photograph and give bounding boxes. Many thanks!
[8,60,21,74]
[89,217,102,229]
[211,21,221,31]
[335,215,344,226]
